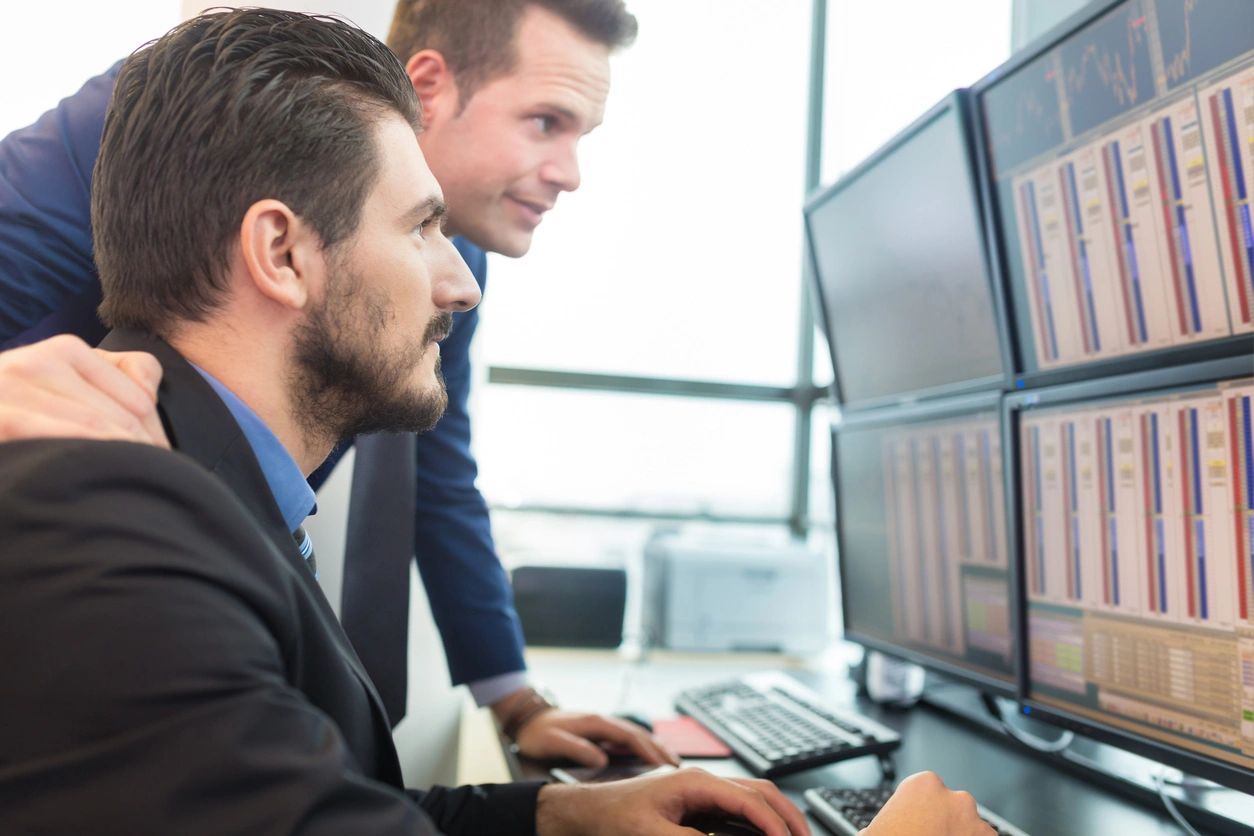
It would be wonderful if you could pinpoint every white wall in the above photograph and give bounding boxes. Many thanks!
[181,0,393,39]
[0,2,396,140]
[0,2,180,138]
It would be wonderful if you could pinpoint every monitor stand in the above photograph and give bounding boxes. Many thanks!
[916,677,1254,835]
[863,650,925,707]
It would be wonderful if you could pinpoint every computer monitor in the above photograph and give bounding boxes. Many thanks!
[805,91,1010,411]
[834,391,1017,696]
[1006,355,1254,790]
[975,0,1254,386]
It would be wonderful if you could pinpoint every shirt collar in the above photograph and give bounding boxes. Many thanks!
[191,365,316,533]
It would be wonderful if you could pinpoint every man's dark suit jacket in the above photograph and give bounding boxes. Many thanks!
[0,330,540,834]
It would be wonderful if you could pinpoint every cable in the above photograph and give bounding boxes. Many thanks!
[1154,773,1225,791]
[976,694,1225,830]
[979,693,1075,753]
[996,716,1075,753]
[1153,769,1203,836]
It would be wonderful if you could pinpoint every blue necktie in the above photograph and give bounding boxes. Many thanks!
[293,525,317,578]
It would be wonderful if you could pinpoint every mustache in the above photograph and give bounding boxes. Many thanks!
[423,312,454,344]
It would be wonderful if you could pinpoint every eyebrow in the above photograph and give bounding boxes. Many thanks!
[543,104,579,125]
[404,196,448,227]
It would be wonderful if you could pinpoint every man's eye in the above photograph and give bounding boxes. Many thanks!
[414,218,438,239]
[532,115,557,134]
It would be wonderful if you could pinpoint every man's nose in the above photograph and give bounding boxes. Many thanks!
[433,243,481,313]
[539,140,581,193]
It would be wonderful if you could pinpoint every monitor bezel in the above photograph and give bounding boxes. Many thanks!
[804,89,1015,414]
[1003,354,1254,792]
[832,389,1019,699]
[970,0,1254,389]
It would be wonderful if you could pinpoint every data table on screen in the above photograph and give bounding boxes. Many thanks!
[980,0,1254,376]
[836,402,1017,693]
[1019,377,1254,772]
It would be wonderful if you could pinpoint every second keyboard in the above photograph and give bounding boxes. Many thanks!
[674,671,901,778]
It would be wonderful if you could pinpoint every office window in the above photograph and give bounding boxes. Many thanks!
[476,0,1017,620]
[809,401,838,529]
[1010,0,1090,51]
[475,386,795,518]
[479,0,813,387]
[812,329,834,386]
[808,401,840,635]
[821,0,1012,181]
[475,0,813,541]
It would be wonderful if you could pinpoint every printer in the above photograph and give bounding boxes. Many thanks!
[642,531,831,655]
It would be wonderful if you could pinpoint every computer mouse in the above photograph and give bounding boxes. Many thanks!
[680,813,766,835]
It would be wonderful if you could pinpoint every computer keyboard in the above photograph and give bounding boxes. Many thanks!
[673,672,900,778]
[804,786,1030,836]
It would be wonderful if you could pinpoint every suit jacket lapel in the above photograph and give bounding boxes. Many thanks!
[98,329,396,736]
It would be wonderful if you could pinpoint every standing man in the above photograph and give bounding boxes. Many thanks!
[0,0,668,767]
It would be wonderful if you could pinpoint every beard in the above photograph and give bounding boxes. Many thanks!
[289,269,452,447]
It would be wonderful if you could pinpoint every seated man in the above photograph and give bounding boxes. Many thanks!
[0,8,815,834]
[0,0,669,768]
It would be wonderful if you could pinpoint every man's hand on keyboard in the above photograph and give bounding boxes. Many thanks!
[535,766,811,836]
[863,771,995,836]
[0,335,168,448]
[513,708,680,767]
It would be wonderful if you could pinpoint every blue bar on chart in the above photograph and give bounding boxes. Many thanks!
[1228,391,1253,624]
[1061,421,1083,601]
[1141,410,1170,615]
[1018,178,1063,363]
[1103,138,1150,347]
[1179,406,1208,620]
[1023,424,1048,597]
[1095,416,1121,606]
[1150,115,1201,335]
[1201,66,1254,335]
[1060,160,1102,352]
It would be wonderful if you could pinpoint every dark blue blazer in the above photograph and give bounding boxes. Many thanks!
[0,64,527,688]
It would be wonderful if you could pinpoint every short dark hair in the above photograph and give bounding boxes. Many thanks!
[94,8,421,335]
[386,0,637,104]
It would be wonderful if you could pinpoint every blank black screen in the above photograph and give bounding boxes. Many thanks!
[808,106,1004,406]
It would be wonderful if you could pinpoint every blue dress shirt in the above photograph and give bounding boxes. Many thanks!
[193,365,316,534]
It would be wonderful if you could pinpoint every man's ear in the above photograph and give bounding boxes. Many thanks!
[238,199,319,311]
[405,49,460,124]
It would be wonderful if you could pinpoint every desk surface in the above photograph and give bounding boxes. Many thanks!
[512,648,1252,836]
